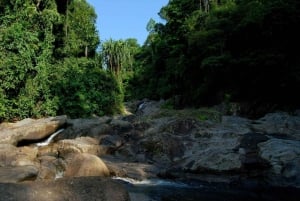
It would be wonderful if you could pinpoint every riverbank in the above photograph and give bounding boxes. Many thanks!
[0,100,300,200]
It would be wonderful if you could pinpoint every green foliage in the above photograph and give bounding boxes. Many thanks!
[101,39,134,77]
[0,0,124,121]
[63,0,99,58]
[54,58,123,118]
[127,0,300,114]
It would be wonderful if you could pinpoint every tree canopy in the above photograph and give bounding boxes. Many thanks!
[0,0,123,121]
[127,0,300,116]
[1,0,299,120]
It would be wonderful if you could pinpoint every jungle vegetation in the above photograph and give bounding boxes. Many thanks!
[0,0,299,121]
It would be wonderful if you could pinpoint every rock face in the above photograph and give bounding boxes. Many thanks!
[0,177,130,201]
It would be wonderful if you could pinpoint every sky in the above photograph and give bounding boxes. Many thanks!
[86,0,169,45]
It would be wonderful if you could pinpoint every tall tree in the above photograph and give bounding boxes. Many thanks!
[63,0,99,58]
[101,39,133,78]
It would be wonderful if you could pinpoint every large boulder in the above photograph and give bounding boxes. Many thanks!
[252,112,300,138]
[0,177,130,201]
[37,156,65,180]
[0,116,67,145]
[0,144,38,167]
[64,153,110,177]
[259,138,300,187]
[56,137,105,157]
[57,117,112,140]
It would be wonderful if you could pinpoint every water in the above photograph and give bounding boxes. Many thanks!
[35,129,64,147]
[113,177,300,201]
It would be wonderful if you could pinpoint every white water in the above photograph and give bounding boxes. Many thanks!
[55,169,64,180]
[112,176,190,188]
[36,129,64,147]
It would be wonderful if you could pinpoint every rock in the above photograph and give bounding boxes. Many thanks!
[135,100,165,117]
[58,117,111,140]
[258,138,300,187]
[238,133,270,172]
[0,177,130,201]
[102,155,160,180]
[64,153,110,177]
[252,112,300,138]
[0,165,39,183]
[99,134,124,154]
[37,144,59,157]
[37,156,64,180]
[110,119,133,134]
[56,137,104,157]
[0,144,38,167]
[0,116,67,145]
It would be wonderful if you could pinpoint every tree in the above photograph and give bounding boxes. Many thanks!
[101,39,133,78]
[0,0,61,119]
[63,0,99,58]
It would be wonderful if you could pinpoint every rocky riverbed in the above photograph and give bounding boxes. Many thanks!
[1,100,300,200]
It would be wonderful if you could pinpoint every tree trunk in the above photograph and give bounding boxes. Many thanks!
[85,45,88,58]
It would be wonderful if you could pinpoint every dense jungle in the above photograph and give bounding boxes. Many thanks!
[1,0,299,121]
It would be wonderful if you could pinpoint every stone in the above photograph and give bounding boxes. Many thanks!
[0,165,39,183]
[258,138,300,187]
[252,112,300,138]
[0,116,67,145]
[37,156,64,180]
[0,144,38,167]
[58,117,111,140]
[56,137,105,157]
[64,153,110,177]
[0,177,130,201]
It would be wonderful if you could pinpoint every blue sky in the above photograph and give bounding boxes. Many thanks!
[86,0,168,45]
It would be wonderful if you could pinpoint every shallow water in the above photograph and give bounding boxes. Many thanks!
[113,177,300,201]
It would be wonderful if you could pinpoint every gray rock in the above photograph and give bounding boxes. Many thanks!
[59,117,111,140]
[259,139,300,187]
[252,112,300,138]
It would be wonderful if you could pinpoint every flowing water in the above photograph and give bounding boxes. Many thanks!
[113,177,300,201]
[31,128,300,201]
[35,129,64,147]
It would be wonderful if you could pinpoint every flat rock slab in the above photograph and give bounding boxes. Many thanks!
[0,116,67,145]
[0,177,130,201]
[0,165,39,183]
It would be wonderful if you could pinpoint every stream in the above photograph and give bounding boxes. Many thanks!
[32,129,300,201]
[113,177,300,201]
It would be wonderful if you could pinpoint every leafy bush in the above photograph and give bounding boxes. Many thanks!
[53,58,123,118]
